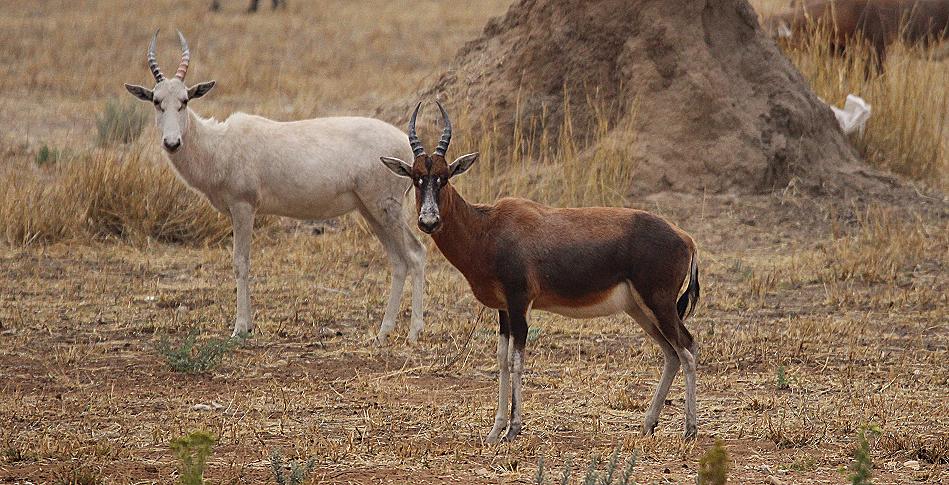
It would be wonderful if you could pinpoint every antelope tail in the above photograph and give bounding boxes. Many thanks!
[676,253,700,321]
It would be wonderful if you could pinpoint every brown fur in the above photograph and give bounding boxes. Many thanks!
[766,0,949,72]
[382,102,702,440]
[396,149,700,439]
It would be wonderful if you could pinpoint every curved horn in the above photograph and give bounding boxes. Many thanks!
[147,29,165,83]
[407,101,426,158]
[174,30,191,80]
[433,100,452,157]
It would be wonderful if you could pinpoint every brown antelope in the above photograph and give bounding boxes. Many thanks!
[765,0,949,73]
[380,102,702,442]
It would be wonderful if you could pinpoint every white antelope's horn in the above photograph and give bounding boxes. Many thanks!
[174,30,191,80]
[147,29,165,83]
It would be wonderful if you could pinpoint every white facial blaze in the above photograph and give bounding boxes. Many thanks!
[419,181,440,226]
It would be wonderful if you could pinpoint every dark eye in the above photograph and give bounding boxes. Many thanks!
[154,100,163,112]
[415,177,423,186]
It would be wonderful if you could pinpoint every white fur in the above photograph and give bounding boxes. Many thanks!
[134,79,426,342]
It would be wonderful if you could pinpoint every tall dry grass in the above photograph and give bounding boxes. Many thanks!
[1,143,231,246]
[780,19,949,190]
[432,93,638,209]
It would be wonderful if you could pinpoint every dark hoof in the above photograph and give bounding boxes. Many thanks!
[502,424,522,442]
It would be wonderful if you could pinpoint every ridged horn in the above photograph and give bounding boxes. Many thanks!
[147,29,165,83]
[407,101,426,158]
[433,100,452,157]
[174,30,191,80]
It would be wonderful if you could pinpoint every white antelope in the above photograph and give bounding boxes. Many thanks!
[381,102,702,442]
[124,30,427,343]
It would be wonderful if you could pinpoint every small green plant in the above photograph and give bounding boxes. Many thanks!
[535,449,636,485]
[35,143,64,166]
[850,429,874,485]
[776,365,790,390]
[698,439,729,485]
[157,328,244,374]
[170,431,215,485]
[96,98,148,146]
[270,450,316,485]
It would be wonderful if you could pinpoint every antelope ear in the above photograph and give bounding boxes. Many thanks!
[379,156,413,178]
[448,152,479,178]
[124,84,153,102]
[187,81,216,99]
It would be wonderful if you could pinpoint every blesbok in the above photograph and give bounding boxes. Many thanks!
[765,0,949,73]
[124,31,426,343]
[380,102,702,442]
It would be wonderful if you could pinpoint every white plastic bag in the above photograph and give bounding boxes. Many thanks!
[828,94,871,136]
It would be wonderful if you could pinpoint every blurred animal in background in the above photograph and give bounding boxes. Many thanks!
[210,0,286,12]
[123,30,428,344]
[764,0,949,73]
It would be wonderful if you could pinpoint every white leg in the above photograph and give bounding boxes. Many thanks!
[486,333,511,443]
[230,202,255,336]
[505,346,525,441]
[376,256,407,344]
[626,302,681,436]
[355,200,411,345]
[644,347,680,434]
[405,231,426,343]
[677,346,698,439]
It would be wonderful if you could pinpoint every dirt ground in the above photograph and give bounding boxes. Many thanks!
[1,192,946,484]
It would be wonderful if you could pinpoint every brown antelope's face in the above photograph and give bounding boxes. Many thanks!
[123,30,215,153]
[380,101,478,234]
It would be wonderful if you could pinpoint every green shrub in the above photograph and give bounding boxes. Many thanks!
[270,450,316,485]
[850,430,874,485]
[170,431,215,485]
[157,328,244,374]
[698,439,729,485]
[535,448,636,485]
[776,365,790,390]
[35,143,65,166]
[96,98,148,146]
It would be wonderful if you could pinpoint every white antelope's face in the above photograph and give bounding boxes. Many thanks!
[123,29,215,153]
[125,78,215,153]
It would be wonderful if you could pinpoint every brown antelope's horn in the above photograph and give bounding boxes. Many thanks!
[147,29,165,82]
[408,101,426,158]
[174,30,191,80]
[433,100,452,157]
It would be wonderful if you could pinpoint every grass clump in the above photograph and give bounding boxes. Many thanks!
[850,428,877,485]
[698,439,729,485]
[535,448,636,485]
[782,17,948,190]
[171,431,216,485]
[776,365,790,390]
[35,143,65,166]
[1,147,233,246]
[157,328,244,374]
[96,98,149,146]
[270,450,316,485]
[52,464,103,485]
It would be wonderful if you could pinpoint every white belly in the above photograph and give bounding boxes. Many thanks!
[539,283,633,319]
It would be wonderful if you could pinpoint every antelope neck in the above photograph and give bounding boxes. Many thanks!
[430,184,491,274]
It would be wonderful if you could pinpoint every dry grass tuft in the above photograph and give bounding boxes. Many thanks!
[1,144,232,246]
[781,18,949,190]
